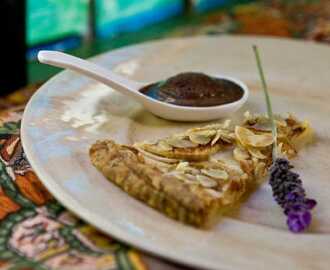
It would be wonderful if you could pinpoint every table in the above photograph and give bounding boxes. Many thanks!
[1,1,329,269]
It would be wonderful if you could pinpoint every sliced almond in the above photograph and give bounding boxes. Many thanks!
[277,142,284,154]
[186,167,200,175]
[235,126,273,147]
[175,162,200,174]
[198,123,224,131]
[196,175,218,188]
[254,161,266,179]
[205,188,223,198]
[211,130,222,145]
[222,119,231,129]
[241,173,249,180]
[228,132,236,139]
[211,130,233,145]
[233,147,250,161]
[244,111,252,119]
[211,149,234,163]
[221,160,244,175]
[168,171,199,183]
[189,130,215,145]
[134,146,178,163]
[240,160,254,176]
[157,141,173,151]
[247,147,267,159]
[273,115,287,125]
[168,172,187,181]
[220,132,233,143]
[142,155,173,169]
[275,119,287,127]
[252,157,259,165]
[235,126,258,144]
[175,161,189,171]
[166,137,198,148]
[184,173,198,182]
[201,169,228,180]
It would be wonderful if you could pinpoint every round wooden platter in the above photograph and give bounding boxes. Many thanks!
[22,36,330,270]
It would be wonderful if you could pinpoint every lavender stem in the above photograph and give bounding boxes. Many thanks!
[253,45,278,160]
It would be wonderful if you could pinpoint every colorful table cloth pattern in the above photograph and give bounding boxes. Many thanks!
[0,108,146,270]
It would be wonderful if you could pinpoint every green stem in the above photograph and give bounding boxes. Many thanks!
[253,45,277,160]
[116,248,134,270]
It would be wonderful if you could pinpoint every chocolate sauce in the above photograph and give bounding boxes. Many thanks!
[139,72,244,107]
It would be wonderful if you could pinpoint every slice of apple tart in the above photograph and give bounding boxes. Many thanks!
[89,113,313,228]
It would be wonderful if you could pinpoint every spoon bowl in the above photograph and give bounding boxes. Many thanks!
[139,75,249,121]
[38,51,249,122]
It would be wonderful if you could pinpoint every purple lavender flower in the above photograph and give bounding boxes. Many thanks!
[253,45,317,233]
[269,158,317,232]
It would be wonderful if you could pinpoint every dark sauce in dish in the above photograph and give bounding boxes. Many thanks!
[139,72,244,107]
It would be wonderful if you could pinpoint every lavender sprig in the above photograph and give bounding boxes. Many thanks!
[253,45,317,233]
[269,158,317,232]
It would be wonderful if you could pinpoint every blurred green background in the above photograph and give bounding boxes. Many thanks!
[27,0,89,47]
[25,0,330,84]
[26,0,242,53]
[26,0,245,82]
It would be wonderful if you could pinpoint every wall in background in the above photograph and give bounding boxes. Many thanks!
[190,0,229,12]
[96,0,184,38]
[27,0,89,46]
[26,0,242,58]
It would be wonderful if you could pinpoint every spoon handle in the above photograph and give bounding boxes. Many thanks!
[38,50,142,97]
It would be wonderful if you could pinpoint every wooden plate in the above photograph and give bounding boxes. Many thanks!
[21,36,330,270]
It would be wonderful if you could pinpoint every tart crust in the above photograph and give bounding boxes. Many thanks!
[90,114,313,228]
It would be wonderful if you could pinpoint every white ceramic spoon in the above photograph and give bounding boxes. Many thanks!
[38,50,249,122]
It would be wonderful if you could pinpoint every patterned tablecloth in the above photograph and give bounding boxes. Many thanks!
[1,1,329,269]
